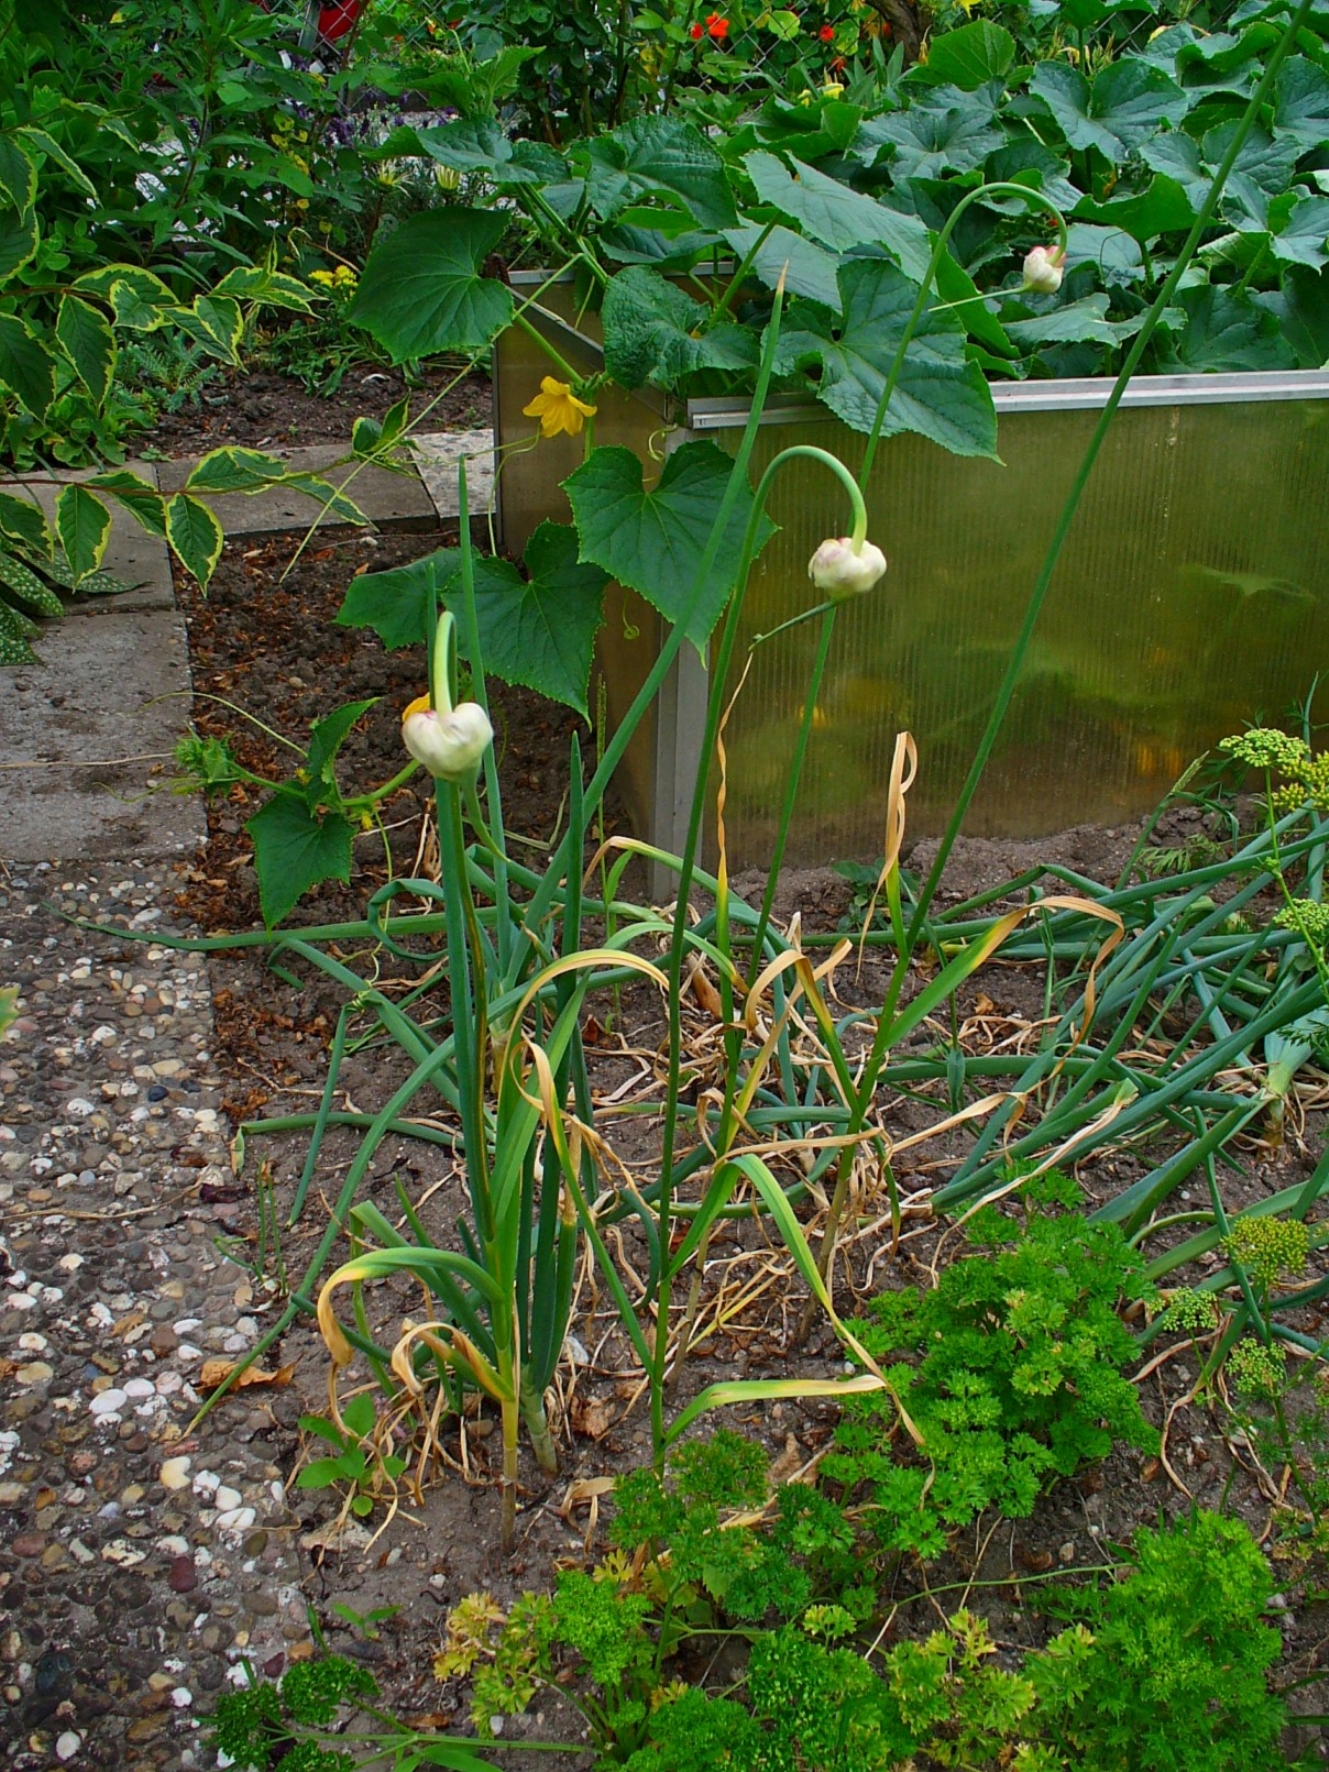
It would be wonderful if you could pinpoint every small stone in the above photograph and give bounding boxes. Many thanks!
[55,1730,81,1762]
[214,1485,243,1512]
[159,1457,191,1491]
[168,1555,197,1594]
[122,1379,155,1400]
[217,1506,257,1533]
[170,1686,192,1708]
[69,1540,95,1566]
[16,1362,52,1385]
[11,1533,45,1558]
[90,1390,126,1416]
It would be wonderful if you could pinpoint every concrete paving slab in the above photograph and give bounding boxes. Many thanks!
[157,442,437,536]
[0,607,203,863]
[411,430,496,522]
[18,462,175,613]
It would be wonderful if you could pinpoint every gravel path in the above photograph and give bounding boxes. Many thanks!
[0,865,308,1769]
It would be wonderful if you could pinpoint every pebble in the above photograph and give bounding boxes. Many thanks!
[0,863,305,1770]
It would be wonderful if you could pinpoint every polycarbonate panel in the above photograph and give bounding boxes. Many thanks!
[495,299,1329,867]
[708,399,1329,866]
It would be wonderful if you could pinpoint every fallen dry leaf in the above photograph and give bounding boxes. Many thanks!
[570,1394,617,1441]
[767,1433,806,1486]
[1016,1546,1054,1573]
[198,1358,296,1393]
[558,1475,614,1547]
[688,957,723,1019]
[300,1518,373,1555]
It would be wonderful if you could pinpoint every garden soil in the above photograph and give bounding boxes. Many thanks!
[7,511,1327,1765]
[142,366,491,457]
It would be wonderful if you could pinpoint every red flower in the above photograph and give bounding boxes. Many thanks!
[707,11,729,36]
[819,21,835,39]
[690,19,703,36]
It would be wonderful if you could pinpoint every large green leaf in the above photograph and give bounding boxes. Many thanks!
[336,528,608,715]
[1272,194,1329,268]
[1201,120,1297,193]
[336,551,458,650]
[1274,55,1329,150]
[86,469,167,537]
[1169,283,1296,371]
[54,485,111,583]
[601,266,758,389]
[744,152,931,280]
[246,792,356,928]
[183,447,369,527]
[1072,174,1196,243]
[444,523,609,717]
[0,597,40,666]
[1139,131,1213,210]
[110,280,173,333]
[72,264,175,304]
[0,314,55,417]
[0,209,36,284]
[211,262,315,312]
[724,222,841,309]
[583,116,736,230]
[983,140,1081,215]
[55,296,115,404]
[175,294,245,363]
[1003,292,1140,348]
[1221,172,1275,235]
[165,492,225,586]
[0,490,49,553]
[776,258,998,458]
[15,126,96,198]
[404,118,565,187]
[348,210,513,362]
[1271,263,1329,365]
[0,136,36,213]
[565,440,776,649]
[856,83,1005,179]
[1065,222,1145,284]
[922,19,1015,90]
[304,699,377,808]
[1031,59,1189,161]
[933,252,1015,358]
[0,551,62,617]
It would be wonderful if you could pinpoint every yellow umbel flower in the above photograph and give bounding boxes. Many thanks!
[522,376,597,438]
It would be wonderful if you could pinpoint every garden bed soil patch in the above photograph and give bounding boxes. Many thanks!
[142,364,491,457]
[162,527,1329,1760]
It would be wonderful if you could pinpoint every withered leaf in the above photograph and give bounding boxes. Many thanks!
[198,1358,296,1393]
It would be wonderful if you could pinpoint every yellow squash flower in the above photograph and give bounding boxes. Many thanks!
[523,376,597,439]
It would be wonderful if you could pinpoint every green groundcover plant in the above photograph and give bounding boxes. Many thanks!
[209,1450,1311,1772]
[824,1170,1161,1558]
